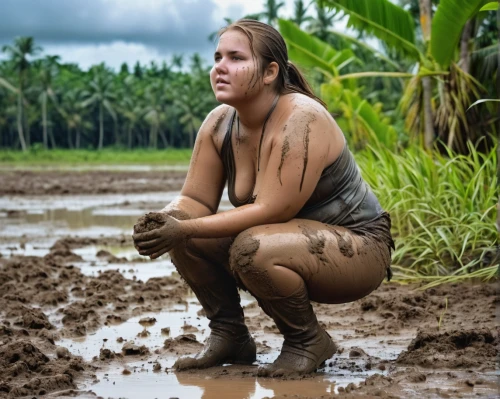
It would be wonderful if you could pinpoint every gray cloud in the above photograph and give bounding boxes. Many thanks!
[0,0,224,54]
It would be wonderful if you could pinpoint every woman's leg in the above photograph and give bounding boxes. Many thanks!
[170,236,256,370]
[229,219,391,375]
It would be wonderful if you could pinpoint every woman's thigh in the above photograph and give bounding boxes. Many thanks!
[230,219,391,304]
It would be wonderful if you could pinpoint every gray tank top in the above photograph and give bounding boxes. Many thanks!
[221,108,384,229]
[296,143,383,228]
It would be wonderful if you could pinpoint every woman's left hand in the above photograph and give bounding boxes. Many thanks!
[133,214,188,259]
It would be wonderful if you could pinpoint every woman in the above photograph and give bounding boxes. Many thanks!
[133,19,394,377]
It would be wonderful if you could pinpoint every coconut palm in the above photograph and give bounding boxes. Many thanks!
[260,0,285,26]
[1,37,41,151]
[306,3,337,41]
[292,0,313,28]
[190,53,204,75]
[118,75,144,149]
[60,88,88,149]
[82,65,117,150]
[171,54,184,72]
[35,55,60,149]
[143,80,168,148]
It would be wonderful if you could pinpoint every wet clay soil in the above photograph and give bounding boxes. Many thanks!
[0,170,186,195]
[0,169,498,398]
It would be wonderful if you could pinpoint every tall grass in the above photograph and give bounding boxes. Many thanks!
[357,142,498,283]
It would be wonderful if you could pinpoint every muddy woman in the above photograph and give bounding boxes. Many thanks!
[133,19,394,377]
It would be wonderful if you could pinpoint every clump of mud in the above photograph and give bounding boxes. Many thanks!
[134,213,168,234]
[397,328,498,368]
[133,210,191,234]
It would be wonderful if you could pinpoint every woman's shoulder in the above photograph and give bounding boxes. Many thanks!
[199,104,234,138]
[205,104,233,125]
[277,93,344,156]
[198,104,235,153]
[281,93,331,123]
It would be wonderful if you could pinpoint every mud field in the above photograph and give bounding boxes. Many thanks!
[0,169,498,399]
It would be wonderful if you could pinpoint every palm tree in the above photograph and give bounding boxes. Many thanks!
[35,55,60,149]
[133,61,143,78]
[292,0,313,28]
[260,0,285,26]
[306,3,337,41]
[190,53,204,75]
[143,80,168,149]
[1,37,41,151]
[418,0,435,148]
[60,88,87,149]
[173,77,207,148]
[82,65,117,150]
[117,75,144,149]
[171,54,184,72]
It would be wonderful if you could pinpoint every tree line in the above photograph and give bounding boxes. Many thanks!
[0,0,497,152]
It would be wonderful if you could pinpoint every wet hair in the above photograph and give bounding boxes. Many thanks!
[217,19,327,108]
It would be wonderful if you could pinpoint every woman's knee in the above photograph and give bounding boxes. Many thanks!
[229,224,282,273]
[171,237,233,284]
[229,227,263,277]
[168,239,208,282]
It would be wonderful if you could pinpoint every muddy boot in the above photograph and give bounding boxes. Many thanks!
[256,284,337,377]
[173,270,256,370]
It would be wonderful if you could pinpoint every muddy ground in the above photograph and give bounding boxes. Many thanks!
[0,169,498,399]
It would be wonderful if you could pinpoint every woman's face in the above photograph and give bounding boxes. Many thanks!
[210,29,262,104]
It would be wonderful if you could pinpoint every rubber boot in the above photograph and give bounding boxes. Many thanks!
[256,284,337,377]
[173,269,256,370]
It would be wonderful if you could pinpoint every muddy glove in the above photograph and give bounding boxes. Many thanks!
[133,212,188,259]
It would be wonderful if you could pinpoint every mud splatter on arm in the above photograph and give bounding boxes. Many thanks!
[299,113,316,192]
[277,125,290,185]
[211,109,228,146]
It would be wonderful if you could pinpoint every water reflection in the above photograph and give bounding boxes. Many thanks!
[25,207,139,230]
[173,372,334,399]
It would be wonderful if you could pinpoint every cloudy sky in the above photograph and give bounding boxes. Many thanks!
[0,0,300,70]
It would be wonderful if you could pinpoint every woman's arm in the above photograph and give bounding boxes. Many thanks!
[159,106,228,219]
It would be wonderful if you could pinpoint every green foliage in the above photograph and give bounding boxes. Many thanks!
[322,82,398,149]
[358,141,498,281]
[431,0,489,68]
[480,2,499,11]
[467,98,500,111]
[321,0,421,61]
[279,19,355,76]
[279,18,399,149]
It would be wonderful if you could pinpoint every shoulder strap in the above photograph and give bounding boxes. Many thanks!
[257,95,280,171]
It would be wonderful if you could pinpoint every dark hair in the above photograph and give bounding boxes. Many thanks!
[217,19,327,108]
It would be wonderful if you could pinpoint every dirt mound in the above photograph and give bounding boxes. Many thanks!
[51,235,133,250]
[163,334,203,355]
[6,305,54,330]
[397,328,498,368]
[0,339,90,397]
